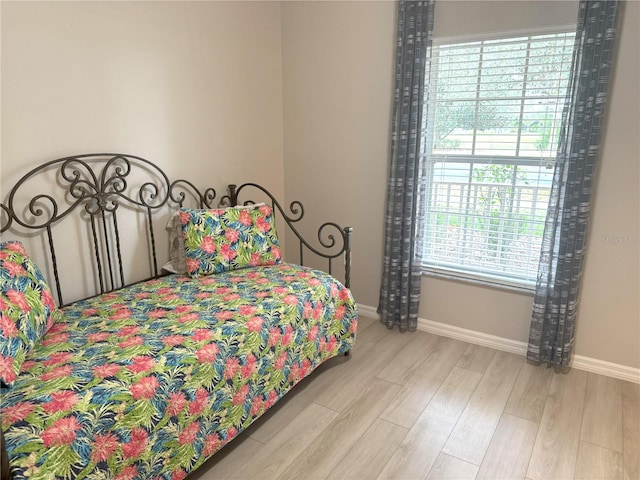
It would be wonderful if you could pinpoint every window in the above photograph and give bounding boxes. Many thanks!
[423,32,575,289]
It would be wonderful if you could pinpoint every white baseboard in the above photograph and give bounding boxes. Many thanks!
[571,355,640,384]
[416,317,528,356]
[357,303,640,384]
[356,304,380,319]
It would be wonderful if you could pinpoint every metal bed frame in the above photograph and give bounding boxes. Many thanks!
[0,153,352,305]
[0,153,353,480]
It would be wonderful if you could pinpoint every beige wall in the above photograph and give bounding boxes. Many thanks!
[574,0,640,369]
[281,0,396,296]
[281,1,639,368]
[2,1,637,367]
[1,1,285,300]
[433,0,578,40]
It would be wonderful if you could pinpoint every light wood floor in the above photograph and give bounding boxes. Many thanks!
[191,315,639,480]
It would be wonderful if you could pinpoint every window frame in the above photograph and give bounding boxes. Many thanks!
[421,27,576,291]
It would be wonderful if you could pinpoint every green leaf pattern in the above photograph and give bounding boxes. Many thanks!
[1,264,357,479]
[180,205,282,277]
[1,241,61,386]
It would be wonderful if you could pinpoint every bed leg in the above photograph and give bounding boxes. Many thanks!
[344,350,350,357]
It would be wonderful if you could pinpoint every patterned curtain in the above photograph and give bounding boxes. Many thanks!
[528,0,621,368]
[379,0,435,332]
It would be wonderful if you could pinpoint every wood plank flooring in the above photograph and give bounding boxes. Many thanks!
[191,315,639,480]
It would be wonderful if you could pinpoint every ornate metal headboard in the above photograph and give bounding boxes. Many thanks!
[1,153,352,306]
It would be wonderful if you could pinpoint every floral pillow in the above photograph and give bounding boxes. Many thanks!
[180,204,282,277]
[0,241,60,386]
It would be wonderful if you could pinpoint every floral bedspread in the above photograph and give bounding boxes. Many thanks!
[0,264,357,480]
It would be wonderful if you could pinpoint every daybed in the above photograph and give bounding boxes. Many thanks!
[0,154,357,480]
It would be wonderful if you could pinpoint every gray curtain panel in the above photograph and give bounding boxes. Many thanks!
[379,0,435,332]
[528,0,621,368]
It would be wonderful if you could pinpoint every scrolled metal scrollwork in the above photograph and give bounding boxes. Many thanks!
[139,182,164,208]
[1,156,353,312]
[224,183,350,258]
[169,179,217,209]
[83,194,120,216]
[100,155,170,209]
[0,204,13,233]
[60,158,100,201]
[169,179,194,207]
[287,200,305,223]
[223,183,353,287]
[218,184,236,208]
[4,154,171,230]
[1,153,174,305]
[58,157,135,218]
[229,183,305,224]
[100,155,131,195]
[202,188,217,208]
[25,194,59,228]
[317,222,344,250]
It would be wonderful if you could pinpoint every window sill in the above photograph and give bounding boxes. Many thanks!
[421,267,536,295]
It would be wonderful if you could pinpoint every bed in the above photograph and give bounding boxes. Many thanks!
[0,154,357,480]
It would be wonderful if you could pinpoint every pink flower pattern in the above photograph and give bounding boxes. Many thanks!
[42,390,80,414]
[181,204,282,276]
[1,263,356,479]
[41,416,81,447]
[130,376,160,400]
[91,432,119,463]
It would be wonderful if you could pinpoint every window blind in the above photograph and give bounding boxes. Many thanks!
[423,32,575,288]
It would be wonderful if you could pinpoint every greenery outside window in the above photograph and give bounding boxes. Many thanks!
[423,31,575,289]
